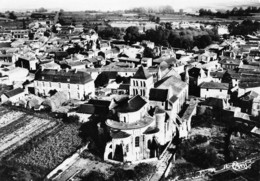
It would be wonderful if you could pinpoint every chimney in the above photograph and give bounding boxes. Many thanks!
[75,69,77,73]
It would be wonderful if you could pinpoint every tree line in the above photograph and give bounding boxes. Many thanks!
[199,6,260,18]
[124,25,220,50]
[228,20,260,36]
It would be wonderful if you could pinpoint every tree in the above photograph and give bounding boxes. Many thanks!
[155,17,160,24]
[124,26,140,44]
[98,27,121,40]
[36,7,47,13]
[143,46,155,58]
[8,11,17,20]
[94,72,109,88]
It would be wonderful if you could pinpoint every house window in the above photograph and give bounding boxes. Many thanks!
[133,80,135,86]
[124,117,126,123]
[220,89,222,92]
[77,85,80,90]
[43,82,45,87]
[206,88,208,91]
[143,82,146,87]
[68,84,70,89]
[126,144,129,152]
[135,137,140,147]
[78,93,80,99]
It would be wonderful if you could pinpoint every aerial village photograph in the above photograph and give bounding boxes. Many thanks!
[0,0,260,180]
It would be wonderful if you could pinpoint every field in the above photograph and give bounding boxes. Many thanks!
[0,106,58,159]
[0,106,84,180]
[8,124,83,171]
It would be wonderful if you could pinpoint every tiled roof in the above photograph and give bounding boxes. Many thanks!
[4,87,24,98]
[239,74,260,88]
[77,103,109,115]
[143,127,160,134]
[200,82,229,90]
[132,66,152,79]
[35,69,93,84]
[115,95,147,113]
[220,58,241,65]
[111,131,131,139]
[149,88,168,102]
[154,76,187,96]
[210,71,224,78]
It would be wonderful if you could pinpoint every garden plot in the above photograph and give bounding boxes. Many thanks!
[0,107,57,159]
[0,111,26,129]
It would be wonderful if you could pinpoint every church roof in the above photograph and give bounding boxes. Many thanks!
[149,88,168,102]
[132,66,152,79]
[154,76,187,96]
[115,95,147,113]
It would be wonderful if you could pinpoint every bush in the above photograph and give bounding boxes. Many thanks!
[109,168,136,181]
[168,163,199,180]
[62,115,80,124]
[193,135,208,145]
[134,163,156,180]
[185,146,219,169]
[81,171,106,181]
[80,150,101,161]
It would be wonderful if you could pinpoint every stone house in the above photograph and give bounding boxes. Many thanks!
[34,68,94,100]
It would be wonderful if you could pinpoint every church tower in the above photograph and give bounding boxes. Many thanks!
[130,66,154,99]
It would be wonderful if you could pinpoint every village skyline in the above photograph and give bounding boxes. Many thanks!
[1,0,260,12]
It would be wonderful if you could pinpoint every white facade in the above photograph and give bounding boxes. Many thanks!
[200,88,228,99]
[1,91,25,103]
[34,80,94,100]
[130,76,153,98]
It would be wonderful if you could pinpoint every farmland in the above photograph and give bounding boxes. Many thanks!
[0,106,59,159]
[0,106,84,180]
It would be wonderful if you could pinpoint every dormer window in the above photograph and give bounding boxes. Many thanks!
[42,76,44,80]
[67,78,70,82]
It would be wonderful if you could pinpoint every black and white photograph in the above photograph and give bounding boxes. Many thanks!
[0,0,259,180]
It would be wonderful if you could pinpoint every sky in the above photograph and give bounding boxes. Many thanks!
[0,0,259,11]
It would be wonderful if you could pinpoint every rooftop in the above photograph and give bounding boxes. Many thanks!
[132,66,152,79]
[35,69,93,84]
[115,95,147,113]
[4,87,24,98]
[149,88,168,102]
[200,82,229,90]
[106,116,153,130]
